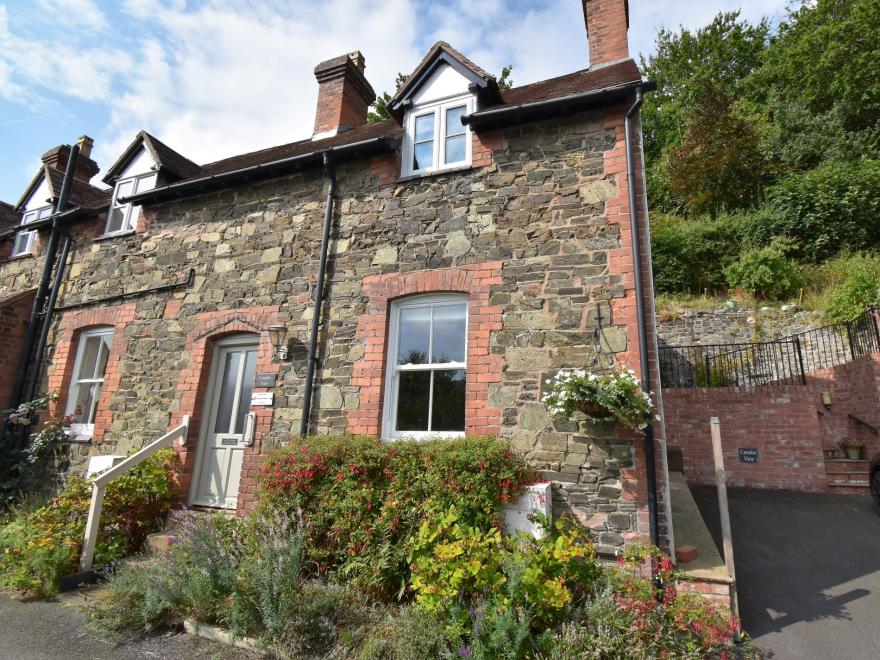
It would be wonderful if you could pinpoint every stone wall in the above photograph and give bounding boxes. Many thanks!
[658,304,822,347]
[0,106,657,552]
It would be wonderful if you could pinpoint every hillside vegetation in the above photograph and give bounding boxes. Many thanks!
[644,0,880,322]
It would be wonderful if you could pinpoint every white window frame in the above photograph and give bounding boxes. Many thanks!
[382,294,468,440]
[402,94,473,177]
[11,206,51,256]
[105,172,156,236]
[64,327,114,440]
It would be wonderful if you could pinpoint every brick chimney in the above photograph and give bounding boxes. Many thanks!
[41,136,100,183]
[583,0,630,68]
[312,51,376,139]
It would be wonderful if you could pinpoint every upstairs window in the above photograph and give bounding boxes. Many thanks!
[106,172,156,235]
[65,327,113,439]
[12,206,52,256]
[383,295,468,439]
[403,96,472,177]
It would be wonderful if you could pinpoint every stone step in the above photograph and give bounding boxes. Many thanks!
[827,482,872,495]
[825,459,869,468]
[146,532,180,554]
[825,470,869,480]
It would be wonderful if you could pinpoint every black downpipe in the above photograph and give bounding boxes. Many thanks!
[8,144,80,422]
[25,235,72,403]
[624,88,660,547]
[300,153,336,437]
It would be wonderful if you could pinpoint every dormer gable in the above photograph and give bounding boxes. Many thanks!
[388,42,502,121]
[103,131,199,186]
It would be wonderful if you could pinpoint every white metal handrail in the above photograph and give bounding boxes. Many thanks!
[79,416,189,571]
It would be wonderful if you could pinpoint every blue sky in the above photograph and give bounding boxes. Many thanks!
[0,0,787,204]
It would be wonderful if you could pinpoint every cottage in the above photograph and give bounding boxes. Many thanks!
[0,0,667,556]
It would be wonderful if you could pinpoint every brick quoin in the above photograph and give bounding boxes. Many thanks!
[168,306,280,514]
[350,263,505,438]
[0,291,36,418]
[48,303,137,443]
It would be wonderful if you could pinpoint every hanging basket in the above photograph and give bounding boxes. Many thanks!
[575,400,611,418]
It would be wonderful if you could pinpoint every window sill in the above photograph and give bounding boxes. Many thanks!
[64,429,93,444]
[396,164,474,184]
[3,252,35,262]
[384,432,466,442]
[94,230,137,243]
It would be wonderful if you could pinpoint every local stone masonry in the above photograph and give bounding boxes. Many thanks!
[0,0,664,555]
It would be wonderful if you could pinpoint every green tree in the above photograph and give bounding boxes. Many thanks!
[753,0,880,133]
[667,82,769,216]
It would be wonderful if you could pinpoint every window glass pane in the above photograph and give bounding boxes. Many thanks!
[431,369,466,431]
[115,179,134,200]
[445,106,466,136]
[396,371,430,431]
[413,142,433,171]
[107,206,127,233]
[78,336,102,379]
[71,383,100,425]
[13,232,30,255]
[431,303,466,363]
[444,135,466,165]
[397,306,431,365]
[23,211,36,224]
[414,113,434,142]
[234,350,257,434]
[214,351,242,434]
[134,174,156,194]
[94,336,111,380]
[38,207,53,219]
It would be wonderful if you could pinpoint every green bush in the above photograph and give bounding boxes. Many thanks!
[820,254,880,323]
[0,449,175,597]
[724,238,802,300]
[767,159,880,262]
[258,435,534,598]
[650,213,749,294]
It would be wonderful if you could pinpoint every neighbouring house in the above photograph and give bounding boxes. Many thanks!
[0,0,669,557]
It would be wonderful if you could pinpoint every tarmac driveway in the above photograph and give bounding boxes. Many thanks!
[692,486,880,660]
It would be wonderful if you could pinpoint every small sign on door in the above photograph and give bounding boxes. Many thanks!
[250,392,274,406]
[738,448,758,463]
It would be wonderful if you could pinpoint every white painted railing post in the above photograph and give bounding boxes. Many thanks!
[80,483,105,571]
[78,416,189,573]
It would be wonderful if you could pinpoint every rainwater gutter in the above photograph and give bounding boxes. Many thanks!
[299,152,336,436]
[624,86,661,548]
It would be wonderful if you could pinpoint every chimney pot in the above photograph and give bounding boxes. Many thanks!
[76,135,94,159]
[583,0,630,68]
[312,50,376,139]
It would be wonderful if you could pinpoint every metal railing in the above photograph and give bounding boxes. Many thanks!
[79,416,189,572]
[659,308,880,389]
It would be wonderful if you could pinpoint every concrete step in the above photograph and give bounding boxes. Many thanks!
[827,482,872,495]
[825,470,870,480]
[825,459,869,470]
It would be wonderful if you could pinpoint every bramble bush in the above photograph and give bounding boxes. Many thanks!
[0,449,175,597]
[257,435,535,598]
[724,238,802,301]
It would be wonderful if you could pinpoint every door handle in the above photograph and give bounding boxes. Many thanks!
[243,412,256,447]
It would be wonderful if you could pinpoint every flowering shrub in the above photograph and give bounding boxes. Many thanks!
[258,435,534,599]
[0,449,176,597]
[542,367,655,431]
[408,510,598,628]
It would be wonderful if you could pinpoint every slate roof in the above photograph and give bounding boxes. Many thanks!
[103,130,201,184]
[0,201,20,232]
[16,164,109,214]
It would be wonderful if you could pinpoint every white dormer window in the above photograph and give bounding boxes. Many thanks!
[403,95,473,177]
[106,172,156,235]
[12,206,52,256]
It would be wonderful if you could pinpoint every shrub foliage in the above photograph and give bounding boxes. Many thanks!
[258,435,534,598]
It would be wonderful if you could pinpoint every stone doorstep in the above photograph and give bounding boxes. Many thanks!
[183,619,261,655]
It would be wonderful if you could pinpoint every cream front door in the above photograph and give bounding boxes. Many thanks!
[192,338,258,509]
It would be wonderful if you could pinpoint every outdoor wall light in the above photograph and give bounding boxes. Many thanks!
[268,324,289,361]
[820,391,832,409]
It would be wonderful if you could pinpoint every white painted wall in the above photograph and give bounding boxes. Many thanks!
[22,175,52,212]
[411,63,472,106]
[118,146,156,179]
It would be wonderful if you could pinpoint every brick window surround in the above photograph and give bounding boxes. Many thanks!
[168,305,280,511]
[350,263,504,437]
[48,303,136,443]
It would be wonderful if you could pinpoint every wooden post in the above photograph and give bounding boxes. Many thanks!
[79,482,106,572]
[709,417,741,632]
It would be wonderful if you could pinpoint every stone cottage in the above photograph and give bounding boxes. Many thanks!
[0,0,667,556]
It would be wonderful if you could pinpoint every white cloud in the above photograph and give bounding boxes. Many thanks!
[35,0,108,32]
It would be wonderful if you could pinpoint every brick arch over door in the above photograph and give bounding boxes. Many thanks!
[48,303,136,443]
[350,263,504,437]
[170,306,280,508]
